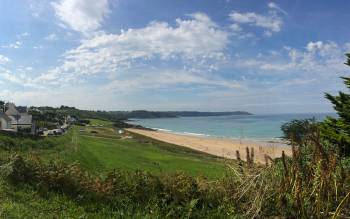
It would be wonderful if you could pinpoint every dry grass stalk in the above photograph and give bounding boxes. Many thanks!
[236,150,243,172]
[282,150,288,177]
[236,150,241,162]
[246,147,251,165]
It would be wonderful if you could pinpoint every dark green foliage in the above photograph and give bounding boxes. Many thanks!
[0,100,5,112]
[277,125,349,218]
[124,110,252,118]
[30,105,252,123]
[0,118,348,217]
[281,118,319,146]
[321,54,350,157]
[1,147,349,218]
[0,132,69,150]
[0,156,235,218]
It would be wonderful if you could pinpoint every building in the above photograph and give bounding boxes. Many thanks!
[0,113,12,130]
[0,103,33,132]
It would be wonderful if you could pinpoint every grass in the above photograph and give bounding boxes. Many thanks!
[0,121,229,218]
[67,124,226,178]
[88,118,114,127]
[0,118,349,218]
[0,180,87,218]
[0,119,227,179]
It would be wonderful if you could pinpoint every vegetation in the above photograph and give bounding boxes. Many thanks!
[0,55,349,218]
[321,58,350,156]
[0,124,226,177]
[29,105,252,125]
[123,110,252,118]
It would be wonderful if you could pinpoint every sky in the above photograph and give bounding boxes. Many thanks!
[0,0,349,114]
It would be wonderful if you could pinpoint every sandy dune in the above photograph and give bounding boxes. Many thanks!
[127,128,292,164]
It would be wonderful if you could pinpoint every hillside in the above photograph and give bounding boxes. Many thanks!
[0,117,349,218]
[0,119,226,178]
[0,119,231,218]
[29,106,252,122]
[123,110,253,119]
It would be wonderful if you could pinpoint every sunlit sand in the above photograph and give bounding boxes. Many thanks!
[127,128,292,164]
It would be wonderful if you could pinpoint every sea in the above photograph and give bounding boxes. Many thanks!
[128,113,336,141]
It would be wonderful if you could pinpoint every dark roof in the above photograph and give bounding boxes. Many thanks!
[16,106,28,113]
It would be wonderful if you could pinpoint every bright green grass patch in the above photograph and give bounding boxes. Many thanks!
[0,125,226,178]
[88,118,114,127]
[67,129,226,178]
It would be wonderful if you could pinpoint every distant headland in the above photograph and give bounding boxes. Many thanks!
[125,110,253,119]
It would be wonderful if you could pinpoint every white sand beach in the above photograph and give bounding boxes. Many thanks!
[127,128,292,164]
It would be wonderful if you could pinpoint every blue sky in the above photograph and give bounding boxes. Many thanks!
[0,0,349,113]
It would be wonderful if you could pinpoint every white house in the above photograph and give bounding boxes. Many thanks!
[0,103,33,132]
[0,113,12,130]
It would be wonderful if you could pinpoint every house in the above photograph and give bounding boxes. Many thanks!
[0,113,12,130]
[66,115,77,124]
[2,103,33,132]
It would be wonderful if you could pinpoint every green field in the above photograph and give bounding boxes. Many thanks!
[0,120,229,218]
[67,123,226,178]
[0,119,227,178]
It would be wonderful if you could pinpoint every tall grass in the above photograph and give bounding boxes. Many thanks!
[1,146,349,218]
[0,126,349,217]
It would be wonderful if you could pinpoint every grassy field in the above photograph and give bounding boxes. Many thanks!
[0,119,227,178]
[68,122,226,178]
[0,119,229,217]
[1,119,349,218]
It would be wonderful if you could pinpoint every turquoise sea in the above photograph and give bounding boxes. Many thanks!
[128,113,336,140]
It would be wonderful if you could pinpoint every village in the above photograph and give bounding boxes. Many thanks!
[0,102,75,136]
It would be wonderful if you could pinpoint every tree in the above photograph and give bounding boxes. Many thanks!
[281,118,318,147]
[0,100,5,112]
[321,54,350,156]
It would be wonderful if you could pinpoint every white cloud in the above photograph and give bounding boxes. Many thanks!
[105,69,242,92]
[0,55,10,64]
[229,11,282,32]
[229,2,285,37]
[33,13,229,86]
[0,65,43,88]
[230,23,242,32]
[268,2,287,15]
[33,45,43,49]
[16,32,30,39]
[52,0,110,33]
[234,41,350,81]
[2,41,23,49]
[29,0,49,18]
[44,33,59,41]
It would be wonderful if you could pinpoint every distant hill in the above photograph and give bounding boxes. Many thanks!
[125,110,253,119]
[29,105,252,122]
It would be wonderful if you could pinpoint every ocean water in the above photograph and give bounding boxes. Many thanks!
[128,113,336,140]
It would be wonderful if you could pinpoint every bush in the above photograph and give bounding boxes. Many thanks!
[0,156,235,218]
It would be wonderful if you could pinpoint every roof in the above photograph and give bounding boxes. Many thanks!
[5,103,20,116]
[9,114,32,125]
[0,113,12,122]
[16,106,28,113]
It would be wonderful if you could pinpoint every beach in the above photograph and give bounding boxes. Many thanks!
[127,128,292,164]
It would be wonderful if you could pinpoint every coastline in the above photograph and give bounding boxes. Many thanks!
[127,128,292,164]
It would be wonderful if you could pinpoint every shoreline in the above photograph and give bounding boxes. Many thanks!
[152,127,286,144]
[126,121,286,144]
[127,128,292,164]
